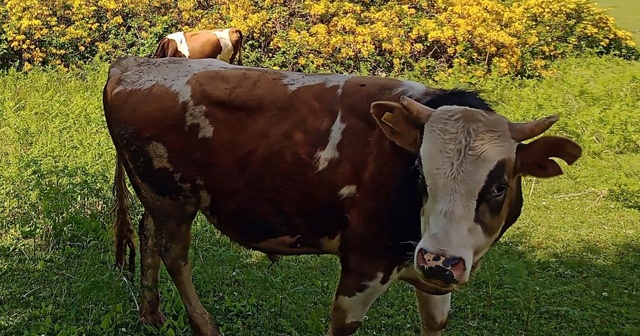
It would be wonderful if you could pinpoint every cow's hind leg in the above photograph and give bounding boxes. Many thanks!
[154,209,221,336]
[327,264,397,336]
[138,211,165,325]
[415,289,451,336]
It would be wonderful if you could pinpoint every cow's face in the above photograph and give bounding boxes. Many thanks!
[371,97,581,294]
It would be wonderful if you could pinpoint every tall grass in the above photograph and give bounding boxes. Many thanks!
[0,63,113,253]
[0,56,639,335]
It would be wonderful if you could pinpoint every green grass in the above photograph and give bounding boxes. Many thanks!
[597,0,640,43]
[1,56,639,336]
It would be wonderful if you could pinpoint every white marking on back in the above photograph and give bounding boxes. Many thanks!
[393,80,428,99]
[112,59,235,141]
[147,142,173,170]
[315,111,346,171]
[338,185,357,199]
[166,32,190,58]
[185,104,214,138]
[281,72,351,93]
[112,58,234,103]
[211,29,234,63]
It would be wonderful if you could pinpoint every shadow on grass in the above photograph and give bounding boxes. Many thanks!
[447,232,640,336]
[2,192,639,336]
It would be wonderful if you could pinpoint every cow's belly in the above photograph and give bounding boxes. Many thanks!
[199,205,342,255]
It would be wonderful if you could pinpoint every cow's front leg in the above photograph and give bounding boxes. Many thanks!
[327,267,396,336]
[415,289,451,336]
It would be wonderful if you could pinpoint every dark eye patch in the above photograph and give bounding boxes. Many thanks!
[475,159,509,228]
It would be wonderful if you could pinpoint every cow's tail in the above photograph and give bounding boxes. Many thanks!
[153,37,169,58]
[235,29,243,66]
[112,154,136,277]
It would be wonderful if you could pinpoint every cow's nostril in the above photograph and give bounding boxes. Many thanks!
[446,257,465,279]
[442,256,460,267]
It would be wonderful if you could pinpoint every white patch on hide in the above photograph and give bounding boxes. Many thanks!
[185,104,213,138]
[166,32,190,58]
[281,72,351,93]
[393,80,428,99]
[211,29,234,63]
[338,185,357,199]
[335,271,399,324]
[147,142,173,170]
[112,58,235,103]
[315,111,346,171]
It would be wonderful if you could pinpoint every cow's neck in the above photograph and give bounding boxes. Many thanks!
[385,151,424,263]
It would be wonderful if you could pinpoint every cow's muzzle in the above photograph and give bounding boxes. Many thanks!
[416,248,466,288]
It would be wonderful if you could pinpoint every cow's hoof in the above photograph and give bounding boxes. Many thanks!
[193,325,223,336]
[139,311,167,326]
[266,253,281,263]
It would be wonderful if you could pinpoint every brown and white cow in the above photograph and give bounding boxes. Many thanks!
[153,28,243,65]
[103,57,582,336]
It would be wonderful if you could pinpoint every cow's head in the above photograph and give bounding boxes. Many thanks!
[371,96,581,294]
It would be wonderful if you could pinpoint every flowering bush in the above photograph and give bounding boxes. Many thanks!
[1,0,637,77]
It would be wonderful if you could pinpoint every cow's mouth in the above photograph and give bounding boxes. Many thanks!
[414,248,464,293]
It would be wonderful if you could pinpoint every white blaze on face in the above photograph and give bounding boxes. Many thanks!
[211,29,234,63]
[415,106,517,283]
[166,32,190,58]
[315,111,346,171]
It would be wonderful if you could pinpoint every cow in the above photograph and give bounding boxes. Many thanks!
[103,57,582,336]
[153,28,243,65]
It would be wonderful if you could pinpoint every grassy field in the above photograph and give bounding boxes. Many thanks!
[597,0,640,42]
[1,55,639,336]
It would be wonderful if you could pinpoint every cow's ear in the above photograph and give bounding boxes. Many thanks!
[371,96,434,152]
[516,136,582,178]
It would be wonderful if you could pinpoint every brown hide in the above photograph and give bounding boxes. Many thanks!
[106,60,423,258]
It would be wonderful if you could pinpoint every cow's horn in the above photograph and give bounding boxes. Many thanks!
[399,96,434,124]
[509,115,559,142]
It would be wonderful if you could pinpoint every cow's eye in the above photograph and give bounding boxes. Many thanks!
[490,181,508,198]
